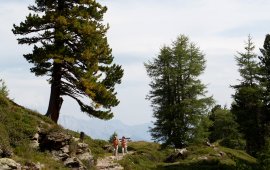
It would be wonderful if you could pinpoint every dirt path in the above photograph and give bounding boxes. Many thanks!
[96,152,133,170]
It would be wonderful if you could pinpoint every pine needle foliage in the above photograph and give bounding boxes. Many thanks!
[12,0,123,122]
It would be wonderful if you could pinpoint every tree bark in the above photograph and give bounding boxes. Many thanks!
[46,63,62,123]
[46,0,65,123]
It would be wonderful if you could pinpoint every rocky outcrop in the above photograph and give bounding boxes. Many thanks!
[64,157,84,169]
[33,129,94,169]
[0,158,44,170]
[39,131,72,151]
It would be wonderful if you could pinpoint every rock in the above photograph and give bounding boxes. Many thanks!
[103,145,113,152]
[206,141,212,146]
[23,161,44,170]
[73,137,80,142]
[175,148,187,155]
[77,152,94,167]
[61,145,69,153]
[219,151,226,157]
[77,152,93,161]
[198,156,208,160]
[165,148,188,162]
[39,131,72,151]
[51,150,63,161]
[0,149,13,158]
[64,157,85,169]
[30,140,39,149]
[32,133,39,140]
[36,130,95,169]
[0,158,21,170]
[77,142,88,149]
[58,153,70,161]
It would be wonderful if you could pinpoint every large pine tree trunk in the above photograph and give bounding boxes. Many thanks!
[46,63,63,123]
[46,0,65,123]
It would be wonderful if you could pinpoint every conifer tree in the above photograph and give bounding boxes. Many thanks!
[209,105,245,149]
[236,35,259,86]
[259,34,270,142]
[12,0,123,123]
[145,35,213,148]
[231,35,263,155]
[260,34,270,118]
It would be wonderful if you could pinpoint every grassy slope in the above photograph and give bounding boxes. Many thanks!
[0,93,110,169]
[119,142,258,170]
[0,92,69,169]
[0,92,259,169]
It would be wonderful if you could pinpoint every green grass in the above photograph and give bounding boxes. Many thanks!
[14,143,69,170]
[118,141,172,169]
[0,91,113,169]
[159,144,259,170]
[118,141,259,170]
[0,89,260,170]
[0,93,74,169]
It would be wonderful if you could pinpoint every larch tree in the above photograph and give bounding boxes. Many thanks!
[231,35,263,155]
[12,0,123,123]
[145,35,213,148]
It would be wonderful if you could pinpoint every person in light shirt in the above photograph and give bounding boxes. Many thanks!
[121,136,128,155]
[113,135,119,156]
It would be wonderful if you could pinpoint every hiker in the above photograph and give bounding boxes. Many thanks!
[113,135,119,156]
[121,136,128,155]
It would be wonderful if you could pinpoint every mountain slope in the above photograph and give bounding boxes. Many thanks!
[59,115,152,141]
[0,92,110,169]
[0,89,260,170]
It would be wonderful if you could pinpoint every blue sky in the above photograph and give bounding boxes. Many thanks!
[1,0,270,125]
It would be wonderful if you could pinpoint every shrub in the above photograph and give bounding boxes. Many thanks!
[220,138,246,150]
[0,79,8,97]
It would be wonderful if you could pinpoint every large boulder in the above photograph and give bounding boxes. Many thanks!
[39,131,72,151]
[64,157,85,170]
[33,129,94,169]
[0,158,21,170]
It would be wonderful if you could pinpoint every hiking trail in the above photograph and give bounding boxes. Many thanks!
[96,152,133,170]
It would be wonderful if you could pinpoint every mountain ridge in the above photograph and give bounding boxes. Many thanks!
[59,114,152,141]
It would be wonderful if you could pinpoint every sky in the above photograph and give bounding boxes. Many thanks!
[1,0,270,125]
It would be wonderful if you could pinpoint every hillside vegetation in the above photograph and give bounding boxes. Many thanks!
[119,141,258,170]
[0,87,110,169]
[0,86,260,169]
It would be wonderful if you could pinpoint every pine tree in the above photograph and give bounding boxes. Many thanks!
[145,35,213,148]
[259,34,270,148]
[231,35,263,155]
[259,34,270,121]
[235,35,259,86]
[12,0,123,123]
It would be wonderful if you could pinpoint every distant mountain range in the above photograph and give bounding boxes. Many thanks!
[59,115,153,142]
